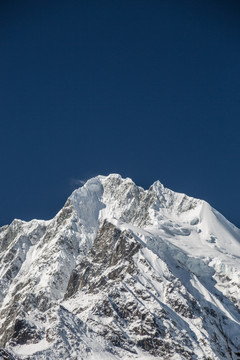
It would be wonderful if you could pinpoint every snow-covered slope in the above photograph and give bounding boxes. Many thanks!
[0,174,240,360]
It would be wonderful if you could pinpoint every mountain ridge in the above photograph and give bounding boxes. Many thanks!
[0,174,239,359]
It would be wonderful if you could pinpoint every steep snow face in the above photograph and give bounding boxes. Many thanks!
[0,174,240,360]
[69,174,202,228]
[70,174,240,263]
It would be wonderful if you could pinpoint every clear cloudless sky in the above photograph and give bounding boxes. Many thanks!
[0,0,240,226]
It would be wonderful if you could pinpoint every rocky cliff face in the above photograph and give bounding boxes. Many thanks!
[0,174,240,360]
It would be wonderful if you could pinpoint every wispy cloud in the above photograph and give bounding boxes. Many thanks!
[70,178,86,188]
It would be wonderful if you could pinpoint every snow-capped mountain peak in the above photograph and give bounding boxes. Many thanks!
[0,174,240,360]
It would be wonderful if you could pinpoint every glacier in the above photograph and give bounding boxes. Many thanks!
[0,174,239,359]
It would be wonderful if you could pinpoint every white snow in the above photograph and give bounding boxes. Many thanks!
[0,174,240,360]
[12,339,50,356]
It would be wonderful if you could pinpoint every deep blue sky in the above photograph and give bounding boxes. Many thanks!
[1,0,240,226]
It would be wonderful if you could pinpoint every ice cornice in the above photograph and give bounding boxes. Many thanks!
[69,173,204,210]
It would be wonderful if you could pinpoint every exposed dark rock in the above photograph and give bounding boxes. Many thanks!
[0,349,16,360]
[65,220,142,298]
[11,319,41,345]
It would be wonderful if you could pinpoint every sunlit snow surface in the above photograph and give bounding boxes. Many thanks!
[0,174,240,359]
